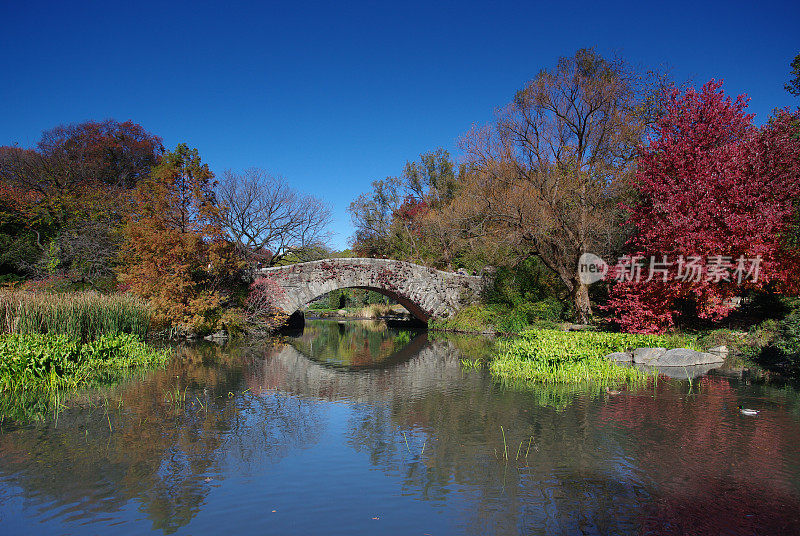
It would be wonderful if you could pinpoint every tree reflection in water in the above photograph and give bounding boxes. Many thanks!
[289,319,423,369]
[0,342,323,534]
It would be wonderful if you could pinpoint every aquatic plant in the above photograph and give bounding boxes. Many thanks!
[0,332,171,423]
[460,358,483,370]
[490,329,699,385]
[0,291,151,341]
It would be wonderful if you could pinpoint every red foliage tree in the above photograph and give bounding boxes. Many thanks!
[394,196,429,237]
[606,80,800,332]
[0,120,163,282]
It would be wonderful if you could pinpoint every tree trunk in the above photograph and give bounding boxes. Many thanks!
[572,281,592,324]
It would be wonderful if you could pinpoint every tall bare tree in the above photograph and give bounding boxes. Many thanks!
[460,48,664,322]
[216,168,332,266]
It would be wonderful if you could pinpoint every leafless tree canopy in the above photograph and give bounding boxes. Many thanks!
[216,168,333,266]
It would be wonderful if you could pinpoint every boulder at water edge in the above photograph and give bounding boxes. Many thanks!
[653,348,724,367]
[606,351,633,362]
[633,347,667,364]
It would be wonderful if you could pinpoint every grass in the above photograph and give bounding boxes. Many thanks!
[460,358,484,370]
[0,332,171,424]
[429,304,499,333]
[1,291,152,341]
[490,328,700,386]
[359,303,395,318]
[0,291,166,424]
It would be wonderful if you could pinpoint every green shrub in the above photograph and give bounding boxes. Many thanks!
[775,309,800,358]
[483,257,564,307]
[429,304,497,333]
[526,298,566,322]
[739,303,800,373]
[494,305,528,333]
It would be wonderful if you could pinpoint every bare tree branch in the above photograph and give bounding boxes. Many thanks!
[216,168,333,266]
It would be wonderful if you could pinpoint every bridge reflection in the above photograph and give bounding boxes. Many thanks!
[248,322,476,402]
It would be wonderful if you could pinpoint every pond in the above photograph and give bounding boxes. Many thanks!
[1,319,800,535]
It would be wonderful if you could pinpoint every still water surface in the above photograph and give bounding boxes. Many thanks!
[1,320,800,535]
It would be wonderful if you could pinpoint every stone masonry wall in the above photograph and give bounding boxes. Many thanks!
[257,258,484,321]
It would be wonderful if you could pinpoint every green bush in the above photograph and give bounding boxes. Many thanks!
[494,305,528,333]
[484,257,564,307]
[775,309,800,359]
[739,302,800,373]
[432,299,569,334]
[429,304,496,333]
[526,298,566,321]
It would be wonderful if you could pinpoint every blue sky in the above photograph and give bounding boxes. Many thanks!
[2,0,798,249]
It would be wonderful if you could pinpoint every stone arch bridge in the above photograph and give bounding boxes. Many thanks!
[257,258,485,324]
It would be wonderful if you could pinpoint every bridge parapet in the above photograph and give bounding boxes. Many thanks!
[257,258,485,322]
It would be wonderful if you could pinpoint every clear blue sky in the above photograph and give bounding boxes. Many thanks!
[2,0,798,249]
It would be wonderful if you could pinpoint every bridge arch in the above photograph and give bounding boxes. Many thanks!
[257,258,484,323]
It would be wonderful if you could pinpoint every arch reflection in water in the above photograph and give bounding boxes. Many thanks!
[287,319,426,369]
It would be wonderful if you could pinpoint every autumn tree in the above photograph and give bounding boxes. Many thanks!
[459,48,663,322]
[348,148,473,267]
[787,53,800,96]
[349,175,406,258]
[0,120,163,283]
[215,168,332,267]
[606,81,800,332]
[119,144,237,333]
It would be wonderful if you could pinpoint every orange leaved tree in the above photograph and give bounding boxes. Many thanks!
[119,144,237,334]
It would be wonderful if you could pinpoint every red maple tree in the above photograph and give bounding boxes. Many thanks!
[606,80,800,332]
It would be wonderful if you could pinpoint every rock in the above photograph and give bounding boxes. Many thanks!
[653,348,724,367]
[204,330,228,341]
[337,309,348,316]
[633,347,666,364]
[708,345,729,357]
[605,351,633,362]
[637,363,722,379]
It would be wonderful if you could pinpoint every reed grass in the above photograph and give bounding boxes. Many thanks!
[359,303,395,318]
[0,291,151,341]
[460,358,483,370]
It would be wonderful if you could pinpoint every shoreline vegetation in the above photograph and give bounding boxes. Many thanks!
[430,301,800,385]
[490,329,698,386]
[0,291,171,424]
[2,285,798,426]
